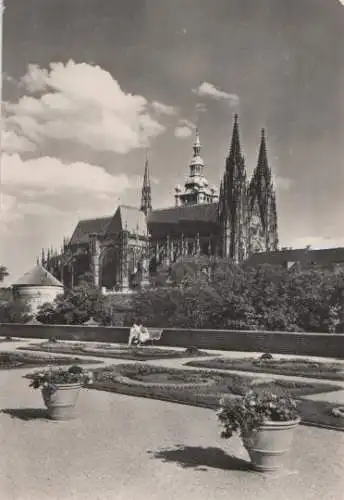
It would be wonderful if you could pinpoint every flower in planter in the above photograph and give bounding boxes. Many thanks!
[217,390,299,439]
[28,365,94,390]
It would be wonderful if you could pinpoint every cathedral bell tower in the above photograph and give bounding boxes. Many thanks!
[218,114,248,263]
[174,128,218,207]
[247,128,279,255]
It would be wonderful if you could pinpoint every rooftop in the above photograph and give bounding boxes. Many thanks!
[246,247,344,268]
[148,202,218,226]
[69,216,113,246]
[13,265,63,288]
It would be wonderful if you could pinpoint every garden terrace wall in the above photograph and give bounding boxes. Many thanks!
[1,323,344,358]
[160,329,344,359]
[0,323,129,343]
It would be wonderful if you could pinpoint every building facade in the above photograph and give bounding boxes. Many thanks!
[43,115,280,291]
[12,265,64,316]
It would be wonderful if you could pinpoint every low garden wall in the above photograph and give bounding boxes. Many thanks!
[1,323,344,358]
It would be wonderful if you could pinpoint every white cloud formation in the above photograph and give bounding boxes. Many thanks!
[3,128,37,154]
[151,101,177,116]
[174,119,195,139]
[6,60,169,155]
[2,153,132,195]
[192,82,239,105]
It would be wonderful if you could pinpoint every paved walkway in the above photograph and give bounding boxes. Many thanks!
[0,365,343,500]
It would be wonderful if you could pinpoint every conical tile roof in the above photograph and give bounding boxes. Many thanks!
[83,316,100,326]
[13,265,63,287]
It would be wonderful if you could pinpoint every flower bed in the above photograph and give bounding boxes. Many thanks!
[186,356,344,381]
[88,363,343,430]
[18,341,211,361]
[0,351,101,370]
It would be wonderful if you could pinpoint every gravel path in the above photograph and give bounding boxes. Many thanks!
[0,365,343,500]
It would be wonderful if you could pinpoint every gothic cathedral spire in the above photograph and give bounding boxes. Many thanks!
[218,114,248,262]
[247,128,278,254]
[140,153,152,216]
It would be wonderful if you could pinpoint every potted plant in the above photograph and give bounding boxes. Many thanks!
[28,365,94,421]
[217,390,300,472]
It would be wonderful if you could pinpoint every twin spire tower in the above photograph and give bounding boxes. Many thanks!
[140,114,279,262]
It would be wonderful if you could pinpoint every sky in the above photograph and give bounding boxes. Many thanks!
[1,0,344,285]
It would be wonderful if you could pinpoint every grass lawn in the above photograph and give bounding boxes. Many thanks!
[186,356,344,381]
[88,363,344,431]
[0,351,101,370]
[18,341,210,361]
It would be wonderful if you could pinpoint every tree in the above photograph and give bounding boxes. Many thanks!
[37,273,112,325]
[0,266,9,283]
[0,299,32,324]
[127,261,344,333]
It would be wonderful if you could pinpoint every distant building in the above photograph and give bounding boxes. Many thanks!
[12,265,63,315]
[42,115,279,292]
[246,247,344,272]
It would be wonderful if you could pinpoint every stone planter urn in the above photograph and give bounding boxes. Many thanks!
[42,383,81,420]
[217,391,300,473]
[242,418,300,472]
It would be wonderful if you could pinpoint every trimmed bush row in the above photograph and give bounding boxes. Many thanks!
[186,357,344,381]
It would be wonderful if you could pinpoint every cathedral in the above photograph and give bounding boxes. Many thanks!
[42,115,279,291]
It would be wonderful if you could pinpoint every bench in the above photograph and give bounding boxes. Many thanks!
[146,328,163,345]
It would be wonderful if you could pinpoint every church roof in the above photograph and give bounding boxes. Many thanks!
[148,203,218,226]
[106,205,147,236]
[69,216,112,246]
[245,247,344,268]
[13,265,63,287]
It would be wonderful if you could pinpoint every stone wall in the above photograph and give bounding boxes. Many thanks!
[1,323,344,358]
[13,286,64,316]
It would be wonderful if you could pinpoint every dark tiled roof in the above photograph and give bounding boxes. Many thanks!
[106,205,147,236]
[148,203,218,226]
[69,216,112,246]
[13,265,63,287]
[246,247,344,268]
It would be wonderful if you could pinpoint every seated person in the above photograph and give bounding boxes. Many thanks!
[128,320,150,346]
[128,320,142,346]
[138,325,150,345]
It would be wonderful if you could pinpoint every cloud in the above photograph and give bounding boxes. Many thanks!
[2,153,133,196]
[192,82,239,105]
[0,152,136,240]
[174,119,195,139]
[151,101,178,116]
[3,128,37,154]
[195,102,207,113]
[6,60,168,155]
